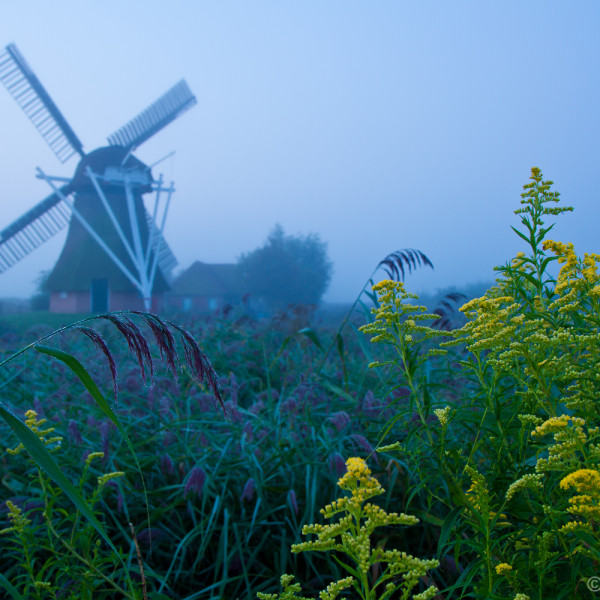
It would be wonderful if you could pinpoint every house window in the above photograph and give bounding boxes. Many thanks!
[208,297,218,310]
[59,291,68,299]
[183,297,192,311]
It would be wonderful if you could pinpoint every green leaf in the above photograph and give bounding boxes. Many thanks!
[446,556,483,598]
[335,332,345,360]
[540,255,558,274]
[322,380,356,404]
[36,345,123,437]
[518,270,542,289]
[437,506,463,557]
[0,573,26,600]
[364,289,378,306]
[297,327,325,352]
[510,225,534,246]
[332,555,362,580]
[270,327,324,369]
[357,298,374,321]
[335,333,348,387]
[536,222,555,244]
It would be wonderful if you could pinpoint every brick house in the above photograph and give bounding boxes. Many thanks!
[165,261,244,313]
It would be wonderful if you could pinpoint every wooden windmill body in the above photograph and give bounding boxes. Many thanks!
[0,43,196,312]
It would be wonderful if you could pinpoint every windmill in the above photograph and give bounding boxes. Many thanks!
[0,42,197,313]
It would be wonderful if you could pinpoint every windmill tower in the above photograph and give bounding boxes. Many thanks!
[0,43,196,313]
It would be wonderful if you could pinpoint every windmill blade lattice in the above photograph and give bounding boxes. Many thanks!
[0,44,84,164]
[144,209,178,281]
[0,186,73,273]
[107,80,197,152]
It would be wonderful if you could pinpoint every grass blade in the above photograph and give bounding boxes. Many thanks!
[0,573,26,600]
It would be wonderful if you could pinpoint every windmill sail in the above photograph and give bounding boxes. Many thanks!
[0,44,84,164]
[0,186,73,273]
[107,80,197,151]
[145,209,177,281]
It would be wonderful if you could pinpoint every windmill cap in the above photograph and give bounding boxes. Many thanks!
[71,146,153,192]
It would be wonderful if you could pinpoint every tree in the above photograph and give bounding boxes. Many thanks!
[238,225,333,310]
[31,269,50,311]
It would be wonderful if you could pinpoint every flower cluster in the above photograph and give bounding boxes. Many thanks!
[97,471,125,487]
[359,280,449,354]
[433,406,451,429]
[453,292,536,363]
[256,574,312,600]
[336,456,377,491]
[515,167,572,220]
[266,457,438,600]
[505,473,543,502]
[560,468,600,493]
[495,563,513,576]
[559,469,600,526]
[0,500,31,536]
[532,415,589,473]
[543,239,600,298]
[7,409,63,455]
[464,466,490,517]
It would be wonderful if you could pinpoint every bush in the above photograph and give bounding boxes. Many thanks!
[359,167,599,599]
[238,224,333,312]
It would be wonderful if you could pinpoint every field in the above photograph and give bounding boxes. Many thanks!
[1,169,599,600]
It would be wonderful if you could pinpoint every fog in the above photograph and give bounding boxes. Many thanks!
[1,2,599,303]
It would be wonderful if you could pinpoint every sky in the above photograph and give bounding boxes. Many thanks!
[1,1,599,303]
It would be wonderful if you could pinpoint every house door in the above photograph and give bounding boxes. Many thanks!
[90,279,109,313]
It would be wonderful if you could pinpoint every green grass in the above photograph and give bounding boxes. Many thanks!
[0,311,90,338]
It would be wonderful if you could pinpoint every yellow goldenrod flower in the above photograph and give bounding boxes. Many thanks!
[0,500,33,537]
[338,457,370,484]
[98,471,125,486]
[33,582,52,591]
[559,520,593,534]
[290,456,436,600]
[590,285,600,296]
[85,452,105,465]
[359,279,448,356]
[495,563,513,575]
[505,474,543,501]
[560,469,600,494]
[433,406,451,428]
[464,466,489,516]
[532,415,584,437]
[7,409,63,454]
[319,576,354,600]
[567,503,600,520]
